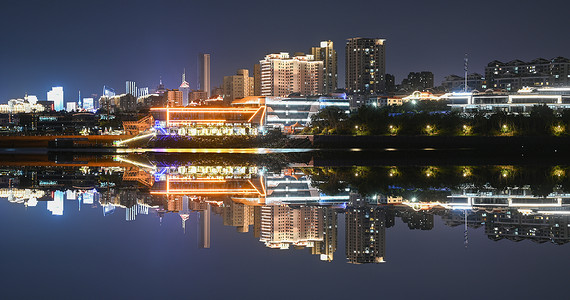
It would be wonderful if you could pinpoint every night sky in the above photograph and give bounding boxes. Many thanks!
[1,0,569,102]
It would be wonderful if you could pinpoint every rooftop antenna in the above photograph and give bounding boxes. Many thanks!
[464,53,468,92]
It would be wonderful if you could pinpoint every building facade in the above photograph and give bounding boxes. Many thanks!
[165,90,183,107]
[311,40,338,94]
[345,38,386,95]
[47,86,64,111]
[198,53,211,98]
[485,57,570,91]
[223,69,254,102]
[126,81,137,97]
[179,71,190,106]
[442,73,485,92]
[401,71,434,92]
[259,53,323,97]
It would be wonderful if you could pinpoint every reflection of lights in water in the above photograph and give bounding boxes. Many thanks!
[116,148,314,154]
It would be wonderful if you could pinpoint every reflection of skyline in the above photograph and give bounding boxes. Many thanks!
[3,162,570,265]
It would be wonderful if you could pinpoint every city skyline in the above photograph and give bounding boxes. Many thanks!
[1,0,569,101]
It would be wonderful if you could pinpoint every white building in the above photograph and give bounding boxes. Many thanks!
[260,53,323,97]
[47,86,64,111]
[223,69,254,102]
[231,95,349,130]
[66,102,77,112]
[83,98,94,111]
[443,87,570,113]
[126,81,137,97]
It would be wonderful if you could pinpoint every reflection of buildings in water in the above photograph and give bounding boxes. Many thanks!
[484,212,570,244]
[345,206,386,264]
[265,168,350,205]
[223,199,255,232]
[259,205,338,262]
[198,205,211,248]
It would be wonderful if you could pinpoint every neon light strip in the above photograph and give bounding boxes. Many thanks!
[168,120,227,123]
[150,190,259,195]
[115,132,156,146]
[115,157,156,170]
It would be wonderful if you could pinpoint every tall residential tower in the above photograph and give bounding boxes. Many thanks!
[345,37,386,95]
[260,52,323,97]
[311,40,338,94]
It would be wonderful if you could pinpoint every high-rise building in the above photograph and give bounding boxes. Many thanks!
[313,207,338,262]
[83,98,94,111]
[47,86,64,111]
[223,69,254,102]
[198,205,211,249]
[311,40,338,94]
[189,90,208,103]
[223,200,254,233]
[103,85,115,98]
[253,63,261,96]
[126,81,137,97]
[345,206,386,264]
[345,37,386,95]
[165,90,183,107]
[179,70,190,106]
[260,205,323,249]
[138,87,149,98]
[260,52,323,97]
[156,79,166,95]
[198,53,211,98]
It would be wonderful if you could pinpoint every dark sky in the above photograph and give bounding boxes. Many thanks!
[1,0,569,102]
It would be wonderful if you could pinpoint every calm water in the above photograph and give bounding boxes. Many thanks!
[1,153,569,299]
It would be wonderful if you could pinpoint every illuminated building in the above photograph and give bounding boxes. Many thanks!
[83,98,94,111]
[485,57,570,91]
[442,73,485,92]
[179,70,190,106]
[189,90,207,103]
[199,205,211,248]
[99,94,137,113]
[150,166,266,202]
[232,95,349,131]
[253,63,261,96]
[150,106,266,136]
[223,69,254,102]
[165,89,183,107]
[401,71,434,92]
[0,98,45,114]
[259,52,323,97]
[443,87,570,113]
[198,53,211,98]
[313,207,338,262]
[345,206,386,264]
[345,37,386,95]
[223,199,254,232]
[484,211,570,244]
[260,205,323,250]
[311,40,338,94]
[103,85,116,98]
[155,79,166,95]
[47,86,64,111]
[126,81,137,97]
[66,102,76,112]
[47,190,65,216]
[138,87,149,98]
